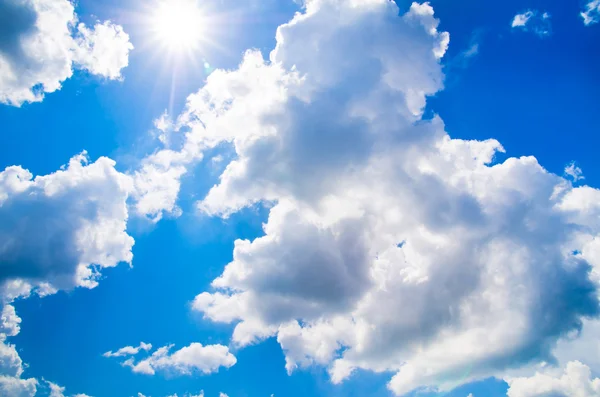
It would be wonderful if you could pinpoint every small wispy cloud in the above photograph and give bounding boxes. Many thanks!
[581,0,600,25]
[102,342,152,358]
[565,162,585,183]
[511,10,552,37]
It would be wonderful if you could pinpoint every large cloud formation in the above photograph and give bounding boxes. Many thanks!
[0,152,134,293]
[0,0,133,106]
[0,153,135,396]
[129,0,600,394]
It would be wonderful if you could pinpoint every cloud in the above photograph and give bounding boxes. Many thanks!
[72,21,133,80]
[582,0,600,25]
[0,152,134,295]
[0,375,37,397]
[107,343,236,376]
[116,0,600,394]
[0,148,135,395]
[0,0,133,106]
[103,342,152,358]
[565,162,584,182]
[506,361,600,396]
[137,392,206,397]
[47,380,92,397]
[0,306,20,340]
[511,10,551,37]
[0,307,36,397]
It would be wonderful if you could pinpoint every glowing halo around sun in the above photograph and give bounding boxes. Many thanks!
[150,0,207,53]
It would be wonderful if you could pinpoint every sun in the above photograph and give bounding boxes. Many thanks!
[151,0,206,52]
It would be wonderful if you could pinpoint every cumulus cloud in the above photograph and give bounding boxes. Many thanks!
[0,152,135,294]
[0,152,135,394]
[107,343,236,376]
[0,306,20,340]
[103,342,152,358]
[0,375,37,397]
[511,10,551,37]
[506,361,600,396]
[0,307,36,397]
[582,0,600,25]
[47,380,92,397]
[0,0,133,106]
[72,20,133,80]
[117,0,600,395]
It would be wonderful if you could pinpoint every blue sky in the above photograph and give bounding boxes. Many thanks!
[1,1,600,397]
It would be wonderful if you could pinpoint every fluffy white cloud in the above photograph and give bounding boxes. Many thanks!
[47,380,92,397]
[0,306,20,340]
[0,132,145,397]
[0,308,36,397]
[511,10,551,37]
[582,0,600,25]
[103,342,152,358]
[0,151,135,394]
[72,20,133,80]
[0,152,134,294]
[0,375,37,397]
[0,0,133,106]
[123,0,600,395]
[506,361,600,396]
[108,343,236,376]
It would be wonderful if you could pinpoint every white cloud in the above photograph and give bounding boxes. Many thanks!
[0,148,136,395]
[0,0,133,106]
[582,0,600,25]
[108,343,236,376]
[0,306,20,340]
[48,381,67,397]
[511,10,551,37]
[506,361,600,396]
[0,308,35,397]
[120,0,600,395]
[72,21,133,80]
[103,342,152,358]
[0,152,135,294]
[0,375,37,397]
[512,11,533,27]
[137,392,206,397]
[565,162,585,182]
[47,380,92,397]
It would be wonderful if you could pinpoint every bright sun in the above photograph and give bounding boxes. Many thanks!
[151,0,206,51]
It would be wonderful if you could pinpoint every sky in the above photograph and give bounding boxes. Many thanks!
[1,0,600,397]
